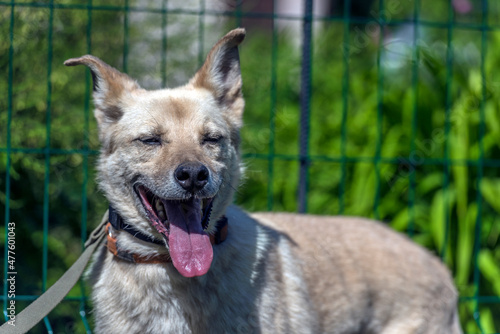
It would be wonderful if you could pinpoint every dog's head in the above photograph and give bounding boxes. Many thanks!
[65,29,245,277]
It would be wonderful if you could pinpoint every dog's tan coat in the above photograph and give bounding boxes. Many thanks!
[65,28,462,334]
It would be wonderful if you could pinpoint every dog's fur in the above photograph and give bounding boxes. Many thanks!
[65,29,462,334]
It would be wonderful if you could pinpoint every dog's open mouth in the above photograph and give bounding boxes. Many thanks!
[135,185,214,277]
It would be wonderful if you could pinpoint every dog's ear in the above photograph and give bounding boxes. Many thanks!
[190,28,246,119]
[64,55,140,125]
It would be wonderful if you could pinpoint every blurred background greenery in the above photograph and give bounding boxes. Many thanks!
[1,0,499,333]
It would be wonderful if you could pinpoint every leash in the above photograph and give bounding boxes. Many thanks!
[0,211,108,334]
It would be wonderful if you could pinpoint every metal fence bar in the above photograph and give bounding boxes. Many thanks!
[266,0,278,211]
[0,1,498,31]
[244,153,500,168]
[473,0,489,329]
[0,148,99,154]
[78,0,94,330]
[7,292,491,305]
[42,0,54,294]
[161,0,168,88]
[298,0,313,213]
[2,0,15,322]
[373,0,386,220]
[338,0,351,215]
[0,2,499,31]
[3,147,500,168]
[42,0,55,331]
[408,0,422,238]
[235,0,242,26]
[123,0,130,73]
[440,0,455,261]
[0,295,89,302]
[197,0,205,68]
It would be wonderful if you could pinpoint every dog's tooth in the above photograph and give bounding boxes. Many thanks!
[154,198,167,220]
[155,199,162,211]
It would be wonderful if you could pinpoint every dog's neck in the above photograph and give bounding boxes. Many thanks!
[108,205,165,245]
[106,205,228,264]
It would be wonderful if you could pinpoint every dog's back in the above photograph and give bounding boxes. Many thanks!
[253,212,462,334]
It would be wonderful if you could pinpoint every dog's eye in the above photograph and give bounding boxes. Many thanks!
[138,137,161,146]
[203,135,222,145]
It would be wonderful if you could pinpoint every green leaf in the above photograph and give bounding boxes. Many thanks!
[478,250,500,296]
[455,203,476,286]
[480,178,500,213]
[479,307,497,334]
[468,69,482,97]
[429,189,455,264]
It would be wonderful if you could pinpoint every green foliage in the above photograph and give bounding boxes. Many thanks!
[1,2,499,333]
[0,5,118,333]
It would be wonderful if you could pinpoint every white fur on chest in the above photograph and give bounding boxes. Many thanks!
[89,211,318,334]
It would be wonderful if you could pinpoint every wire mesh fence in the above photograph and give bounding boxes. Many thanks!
[1,0,499,333]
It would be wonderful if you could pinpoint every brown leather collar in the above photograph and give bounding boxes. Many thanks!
[105,217,228,264]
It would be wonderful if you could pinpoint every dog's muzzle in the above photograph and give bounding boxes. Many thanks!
[134,185,215,277]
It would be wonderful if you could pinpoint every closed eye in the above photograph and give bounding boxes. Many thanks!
[137,136,162,146]
[203,135,223,145]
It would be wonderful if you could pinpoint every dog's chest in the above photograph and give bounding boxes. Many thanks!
[92,250,264,334]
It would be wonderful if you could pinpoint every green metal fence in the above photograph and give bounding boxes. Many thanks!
[1,0,500,333]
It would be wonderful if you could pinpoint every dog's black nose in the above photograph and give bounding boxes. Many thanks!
[174,163,209,192]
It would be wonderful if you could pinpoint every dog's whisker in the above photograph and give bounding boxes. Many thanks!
[221,178,240,195]
[146,109,162,130]
[220,171,241,195]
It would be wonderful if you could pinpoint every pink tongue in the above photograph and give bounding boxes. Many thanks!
[162,198,213,277]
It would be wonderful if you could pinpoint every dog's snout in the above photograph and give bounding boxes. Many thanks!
[175,163,209,192]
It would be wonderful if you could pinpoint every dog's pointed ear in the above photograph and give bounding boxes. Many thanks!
[190,28,246,117]
[64,55,140,124]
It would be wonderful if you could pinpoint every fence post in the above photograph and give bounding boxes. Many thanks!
[298,0,313,213]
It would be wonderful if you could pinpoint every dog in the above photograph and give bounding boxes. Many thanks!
[64,28,462,334]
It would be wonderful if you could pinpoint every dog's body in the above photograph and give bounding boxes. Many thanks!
[65,29,462,334]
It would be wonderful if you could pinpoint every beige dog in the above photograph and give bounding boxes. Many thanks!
[65,28,462,334]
